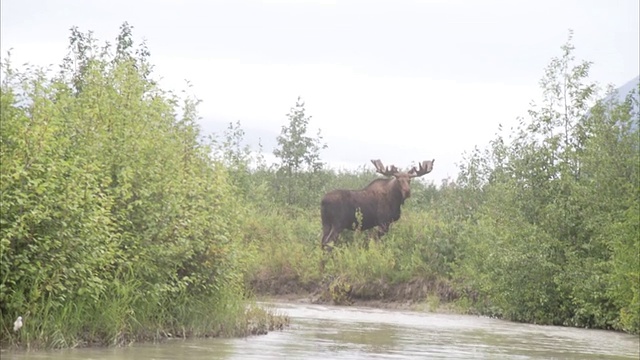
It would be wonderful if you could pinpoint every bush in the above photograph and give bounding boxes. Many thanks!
[0,23,255,348]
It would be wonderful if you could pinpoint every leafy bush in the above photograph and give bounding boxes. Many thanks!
[0,23,254,347]
[451,32,639,332]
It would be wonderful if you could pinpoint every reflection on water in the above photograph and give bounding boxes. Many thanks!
[3,302,639,359]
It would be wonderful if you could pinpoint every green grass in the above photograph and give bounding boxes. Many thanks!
[244,207,459,305]
[1,275,289,349]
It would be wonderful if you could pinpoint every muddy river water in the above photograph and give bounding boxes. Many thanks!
[3,301,639,359]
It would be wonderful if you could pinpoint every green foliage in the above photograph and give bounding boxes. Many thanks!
[452,31,639,332]
[210,120,265,200]
[0,24,258,348]
[245,202,459,303]
[242,30,638,335]
[2,23,637,350]
[272,97,328,207]
[243,210,324,294]
[328,276,353,305]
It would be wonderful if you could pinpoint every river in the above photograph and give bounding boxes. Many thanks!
[3,301,639,359]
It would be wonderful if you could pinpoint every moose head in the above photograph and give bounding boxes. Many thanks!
[370,159,435,200]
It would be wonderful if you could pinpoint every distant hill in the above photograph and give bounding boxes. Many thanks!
[604,75,639,115]
[613,75,639,104]
[607,75,639,132]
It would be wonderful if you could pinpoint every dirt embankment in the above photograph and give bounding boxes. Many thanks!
[250,276,465,313]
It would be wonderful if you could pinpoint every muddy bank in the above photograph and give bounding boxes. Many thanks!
[258,292,462,313]
[250,276,466,314]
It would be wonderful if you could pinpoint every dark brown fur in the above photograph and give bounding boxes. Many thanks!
[321,159,434,249]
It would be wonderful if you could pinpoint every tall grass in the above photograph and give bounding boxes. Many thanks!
[2,273,286,349]
[245,206,459,304]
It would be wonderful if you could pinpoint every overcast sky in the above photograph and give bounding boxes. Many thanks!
[2,0,639,180]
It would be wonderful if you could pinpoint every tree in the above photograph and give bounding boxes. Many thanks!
[272,97,327,207]
[454,31,639,333]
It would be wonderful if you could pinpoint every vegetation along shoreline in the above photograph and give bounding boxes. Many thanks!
[1,24,638,350]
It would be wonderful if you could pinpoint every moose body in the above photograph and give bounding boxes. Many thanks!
[321,159,434,249]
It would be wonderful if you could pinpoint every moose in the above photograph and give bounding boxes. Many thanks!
[320,159,435,250]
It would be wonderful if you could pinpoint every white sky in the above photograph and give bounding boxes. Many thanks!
[2,0,639,180]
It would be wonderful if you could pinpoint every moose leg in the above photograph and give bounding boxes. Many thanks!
[375,223,390,241]
[320,225,338,271]
[321,224,338,251]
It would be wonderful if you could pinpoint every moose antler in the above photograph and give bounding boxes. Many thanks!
[371,159,400,177]
[409,159,435,178]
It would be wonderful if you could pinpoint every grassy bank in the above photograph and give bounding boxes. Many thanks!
[2,299,289,349]
[244,208,464,308]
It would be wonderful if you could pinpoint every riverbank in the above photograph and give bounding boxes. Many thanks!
[0,305,290,351]
[4,302,639,360]
[252,275,467,316]
[259,292,463,314]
